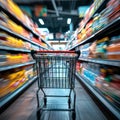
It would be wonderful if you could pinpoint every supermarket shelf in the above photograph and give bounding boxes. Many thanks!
[0,61,35,72]
[0,25,30,42]
[65,37,76,50]
[76,73,120,120]
[0,76,37,111]
[99,87,120,111]
[0,3,39,38]
[68,17,120,50]
[0,25,48,50]
[79,57,120,67]
[77,0,109,34]
[0,45,30,52]
[41,37,53,50]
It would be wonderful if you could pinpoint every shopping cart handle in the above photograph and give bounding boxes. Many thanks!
[31,50,80,59]
[36,50,76,53]
[31,50,80,53]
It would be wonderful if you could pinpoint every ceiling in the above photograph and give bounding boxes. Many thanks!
[14,0,93,34]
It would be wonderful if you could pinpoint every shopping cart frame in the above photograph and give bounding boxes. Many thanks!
[32,50,79,120]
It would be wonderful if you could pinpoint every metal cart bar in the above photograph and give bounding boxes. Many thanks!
[36,50,76,53]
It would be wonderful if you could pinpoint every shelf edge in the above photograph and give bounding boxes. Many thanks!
[0,61,36,72]
[0,45,30,52]
[69,17,120,50]
[0,25,48,49]
[76,73,120,120]
[0,76,37,111]
[78,58,120,67]
[0,3,39,38]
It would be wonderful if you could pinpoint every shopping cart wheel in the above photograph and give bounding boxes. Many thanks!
[44,97,47,106]
[72,111,76,120]
[68,98,71,108]
[37,111,40,120]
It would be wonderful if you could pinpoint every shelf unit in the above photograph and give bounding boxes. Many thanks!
[0,25,49,50]
[68,17,120,50]
[0,76,37,111]
[40,37,54,50]
[79,57,120,67]
[0,2,52,50]
[0,1,49,111]
[0,61,35,72]
[66,0,109,48]
[0,3,39,38]
[65,37,76,50]
[65,0,120,119]
[77,0,109,34]
[76,73,120,120]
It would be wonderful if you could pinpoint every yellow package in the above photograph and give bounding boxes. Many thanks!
[7,0,25,22]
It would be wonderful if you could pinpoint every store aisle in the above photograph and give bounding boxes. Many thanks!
[0,80,107,120]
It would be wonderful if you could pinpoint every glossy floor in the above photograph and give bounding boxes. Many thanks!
[0,80,107,120]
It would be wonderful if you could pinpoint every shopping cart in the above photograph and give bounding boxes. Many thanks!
[32,50,78,120]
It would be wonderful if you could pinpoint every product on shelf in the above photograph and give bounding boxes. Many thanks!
[76,62,81,72]
[0,10,45,49]
[0,64,36,98]
[95,37,109,59]
[92,14,101,33]
[85,20,93,37]
[74,0,120,115]
[106,35,120,60]
[106,0,120,22]
[0,0,42,38]
[32,37,42,45]
[0,32,24,48]
[80,3,94,28]
[76,0,120,46]
[0,11,48,49]
[0,32,42,50]
[0,0,50,50]
[41,43,46,48]
[0,12,31,39]
[0,0,48,110]
[79,62,99,85]
[96,67,120,107]
[79,43,91,58]
[89,41,97,58]
[0,51,33,66]
[24,42,31,50]
[77,62,120,107]
[78,0,104,32]
[79,41,97,58]
[0,0,31,29]
[79,35,120,60]
[2,0,24,22]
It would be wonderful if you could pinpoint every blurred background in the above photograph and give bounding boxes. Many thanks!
[13,0,93,49]
[0,0,120,120]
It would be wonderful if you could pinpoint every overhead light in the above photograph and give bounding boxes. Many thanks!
[67,18,71,24]
[39,19,44,25]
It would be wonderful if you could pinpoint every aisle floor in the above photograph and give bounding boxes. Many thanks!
[0,80,107,120]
